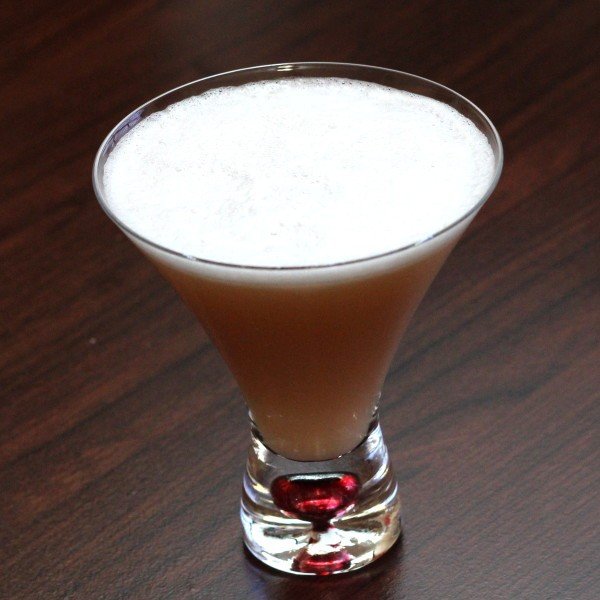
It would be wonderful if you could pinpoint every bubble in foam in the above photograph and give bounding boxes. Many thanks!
[103,78,495,267]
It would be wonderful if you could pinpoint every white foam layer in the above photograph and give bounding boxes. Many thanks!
[103,77,495,267]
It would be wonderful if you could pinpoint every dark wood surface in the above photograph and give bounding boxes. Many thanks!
[1,1,598,598]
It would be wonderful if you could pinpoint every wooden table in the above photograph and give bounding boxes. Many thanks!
[1,1,598,598]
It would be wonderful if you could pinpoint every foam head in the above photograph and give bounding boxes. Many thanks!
[103,77,495,267]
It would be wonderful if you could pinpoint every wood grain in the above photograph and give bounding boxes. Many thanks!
[1,1,598,598]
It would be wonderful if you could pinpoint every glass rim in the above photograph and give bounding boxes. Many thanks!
[92,61,504,272]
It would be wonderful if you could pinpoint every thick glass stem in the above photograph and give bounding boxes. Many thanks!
[241,415,401,575]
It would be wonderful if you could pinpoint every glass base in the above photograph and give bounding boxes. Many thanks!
[241,417,401,575]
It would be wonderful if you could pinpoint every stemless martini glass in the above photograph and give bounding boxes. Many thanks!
[93,63,502,576]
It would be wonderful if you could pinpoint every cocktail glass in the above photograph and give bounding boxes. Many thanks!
[93,63,503,575]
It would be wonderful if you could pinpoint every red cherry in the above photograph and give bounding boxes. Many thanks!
[293,548,352,575]
[270,473,360,525]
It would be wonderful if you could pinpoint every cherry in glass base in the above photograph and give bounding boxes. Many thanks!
[241,417,401,575]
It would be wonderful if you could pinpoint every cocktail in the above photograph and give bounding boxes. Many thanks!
[93,63,502,575]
